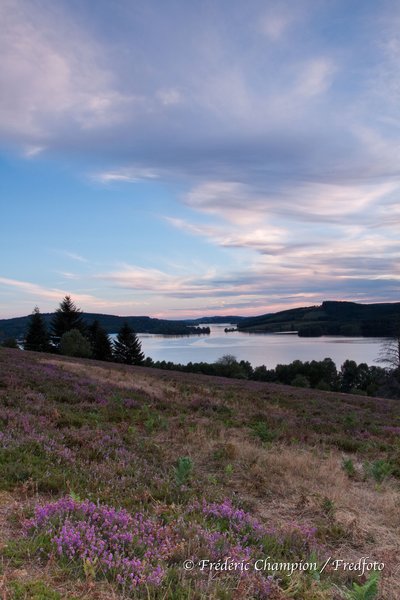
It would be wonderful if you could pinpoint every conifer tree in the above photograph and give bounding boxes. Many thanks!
[51,295,85,340]
[87,320,113,361]
[113,322,145,365]
[24,307,50,352]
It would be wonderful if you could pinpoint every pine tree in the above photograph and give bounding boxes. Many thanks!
[113,322,145,365]
[87,320,113,361]
[51,295,85,341]
[24,307,50,352]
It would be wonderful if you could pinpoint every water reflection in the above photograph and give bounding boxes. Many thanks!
[126,324,385,369]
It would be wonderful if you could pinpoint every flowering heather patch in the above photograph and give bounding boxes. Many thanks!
[25,496,178,591]
[26,496,280,598]
[188,498,319,559]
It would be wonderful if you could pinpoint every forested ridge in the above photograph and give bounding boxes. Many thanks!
[238,300,400,336]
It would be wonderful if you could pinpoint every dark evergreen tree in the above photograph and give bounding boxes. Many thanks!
[87,320,113,361]
[51,295,85,340]
[24,307,50,352]
[113,322,145,365]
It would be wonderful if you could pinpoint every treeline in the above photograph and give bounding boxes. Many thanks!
[0,311,211,342]
[238,300,400,336]
[142,354,400,399]
[14,296,145,366]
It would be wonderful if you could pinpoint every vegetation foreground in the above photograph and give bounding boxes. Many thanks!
[1,349,400,599]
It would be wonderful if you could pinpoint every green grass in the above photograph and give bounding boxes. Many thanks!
[9,580,63,600]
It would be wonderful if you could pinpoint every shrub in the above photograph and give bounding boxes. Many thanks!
[214,354,248,378]
[364,459,393,483]
[251,421,276,443]
[291,374,310,388]
[342,458,356,478]
[344,572,379,599]
[60,329,92,358]
[174,456,193,486]
[1,337,19,348]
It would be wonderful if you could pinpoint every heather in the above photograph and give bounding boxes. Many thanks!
[24,495,317,597]
[1,348,400,598]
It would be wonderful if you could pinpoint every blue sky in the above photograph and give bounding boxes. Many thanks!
[1,0,399,318]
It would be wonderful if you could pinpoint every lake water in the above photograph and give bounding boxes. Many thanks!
[125,324,386,369]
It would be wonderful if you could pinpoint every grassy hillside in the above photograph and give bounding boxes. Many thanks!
[238,300,400,336]
[1,348,400,599]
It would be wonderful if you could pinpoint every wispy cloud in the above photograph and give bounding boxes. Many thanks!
[259,12,292,41]
[295,58,336,97]
[0,276,93,303]
[155,88,183,106]
[62,251,89,263]
[183,179,398,224]
[23,145,46,158]
[93,167,159,184]
[258,1,304,41]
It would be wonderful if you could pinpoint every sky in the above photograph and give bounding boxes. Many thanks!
[1,0,400,319]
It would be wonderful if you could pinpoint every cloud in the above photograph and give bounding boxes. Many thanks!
[0,0,384,189]
[183,178,398,225]
[23,145,46,158]
[0,275,146,314]
[62,251,89,263]
[0,276,94,303]
[96,264,230,298]
[258,1,305,41]
[0,0,134,141]
[296,58,336,97]
[0,0,341,159]
[93,167,159,184]
[94,238,400,308]
[156,88,183,106]
[167,174,400,303]
[184,181,260,224]
[56,272,80,280]
[259,12,292,41]
[166,217,287,252]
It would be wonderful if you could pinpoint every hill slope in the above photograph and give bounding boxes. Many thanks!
[1,348,399,598]
[238,300,400,336]
[0,312,212,341]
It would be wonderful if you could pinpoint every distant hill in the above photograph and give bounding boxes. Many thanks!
[2,302,399,342]
[237,300,400,337]
[185,316,244,325]
[0,312,212,342]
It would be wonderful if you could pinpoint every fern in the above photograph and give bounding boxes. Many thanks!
[345,573,379,600]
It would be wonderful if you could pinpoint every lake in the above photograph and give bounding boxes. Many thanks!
[127,324,387,369]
